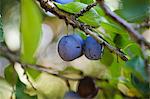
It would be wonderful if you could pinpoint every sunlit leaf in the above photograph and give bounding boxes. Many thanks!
[100,48,114,66]
[76,29,87,40]
[101,22,126,35]
[80,0,94,4]
[123,43,142,58]
[113,34,132,49]
[26,67,41,80]
[109,58,125,85]
[21,0,42,64]
[56,2,101,27]
[59,66,82,75]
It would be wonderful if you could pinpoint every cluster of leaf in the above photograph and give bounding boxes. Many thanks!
[0,0,149,98]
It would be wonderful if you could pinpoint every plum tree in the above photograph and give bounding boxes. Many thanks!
[58,34,84,61]
[54,0,74,4]
[83,36,104,60]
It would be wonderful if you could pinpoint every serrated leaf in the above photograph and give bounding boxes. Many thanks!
[56,2,101,27]
[4,64,18,86]
[21,0,42,64]
[16,79,37,99]
[126,56,148,81]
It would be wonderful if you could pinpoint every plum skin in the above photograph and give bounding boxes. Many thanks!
[64,91,80,99]
[54,0,74,4]
[58,34,84,61]
[77,76,99,98]
[83,36,104,60]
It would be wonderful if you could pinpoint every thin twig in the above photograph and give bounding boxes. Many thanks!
[96,0,150,49]
[0,45,19,63]
[135,22,150,29]
[0,44,108,82]
[0,45,109,82]
[74,2,97,18]
[21,64,37,90]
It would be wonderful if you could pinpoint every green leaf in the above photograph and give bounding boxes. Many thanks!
[109,58,125,85]
[0,15,4,42]
[123,43,142,58]
[131,74,150,96]
[4,64,18,86]
[26,67,41,80]
[113,34,132,49]
[100,48,114,66]
[16,79,37,99]
[21,0,42,64]
[94,6,105,16]
[97,29,116,46]
[116,0,149,23]
[76,29,87,40]
[101,22,126,35]
[80,0,94,4]
[59,66,82,74]
[126,56,148,81]
[56,2,101,27]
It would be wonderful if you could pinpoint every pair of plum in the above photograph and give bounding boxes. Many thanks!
[58,34,104,61]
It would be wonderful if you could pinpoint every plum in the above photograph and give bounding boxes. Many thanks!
[54,0,74,4]
[77,76,99,98]
[58,34,84,61]
[64,91,80,99]
[83,36,104,60]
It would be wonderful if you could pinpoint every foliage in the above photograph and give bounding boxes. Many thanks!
[0,0,149,99]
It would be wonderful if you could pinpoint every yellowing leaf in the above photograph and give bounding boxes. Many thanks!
[118,83,141,97]
[127,88,141,97]
[117,83,129,95]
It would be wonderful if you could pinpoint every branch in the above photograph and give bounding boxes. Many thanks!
[36,0,128,61]
[74,2,97,18]
[0,45,19,63]
[0,44,108,82]
[0,45,77,80]
[96,0,150,49]
[135,22,150,29]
